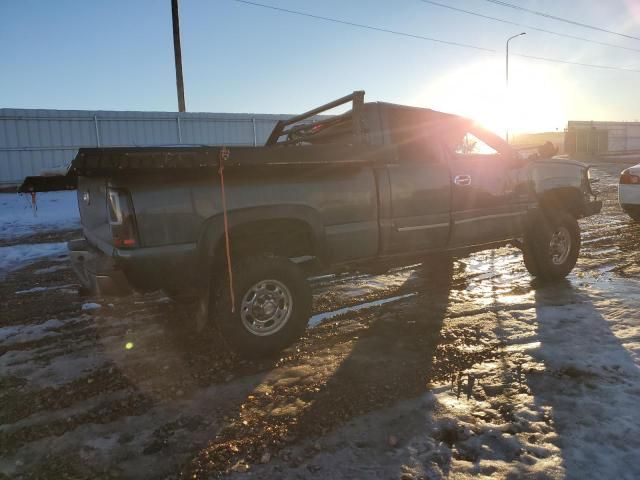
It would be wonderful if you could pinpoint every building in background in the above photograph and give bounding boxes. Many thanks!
[0,109,294,186]
[565,121,640,156]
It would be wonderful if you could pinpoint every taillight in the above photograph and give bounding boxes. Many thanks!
[107,188,138,248]
[620,170,640,185]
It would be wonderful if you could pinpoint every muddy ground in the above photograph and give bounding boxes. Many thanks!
[1,162,639,479]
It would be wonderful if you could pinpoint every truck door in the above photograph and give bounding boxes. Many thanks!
[383,138,451,254]
[446,130,528,247]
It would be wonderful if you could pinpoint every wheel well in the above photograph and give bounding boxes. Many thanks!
[212,219,315,268]
[538,188,585,218]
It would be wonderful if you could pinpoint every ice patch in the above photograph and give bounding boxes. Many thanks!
[308,293,417,328]
[33,264,70,275]
[0,242,68,279]
[15,284,76,295]
[82,303,102,311]
[0,191,79,241]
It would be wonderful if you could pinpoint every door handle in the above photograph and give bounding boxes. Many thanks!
[454,175,472,186]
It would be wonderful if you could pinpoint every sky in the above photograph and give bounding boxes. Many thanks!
[2,0,640,133]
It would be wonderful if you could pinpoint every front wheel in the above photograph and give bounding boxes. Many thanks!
[523,210,581,281]
[212,254,311,359]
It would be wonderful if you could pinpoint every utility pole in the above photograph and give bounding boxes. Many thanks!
[505,32,526,143]
[171,0,186,112]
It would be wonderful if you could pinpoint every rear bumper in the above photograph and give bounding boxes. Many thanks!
[619,184,640,206]
[68,239,132,296]
[621,204,640,215]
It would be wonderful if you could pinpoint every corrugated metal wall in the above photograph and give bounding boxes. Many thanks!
[607,124,640,152]
[0,109,293,185]
[566,121,640,155]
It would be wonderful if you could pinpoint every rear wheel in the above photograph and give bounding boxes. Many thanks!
[212,254,311,359]
[523,210,580,281]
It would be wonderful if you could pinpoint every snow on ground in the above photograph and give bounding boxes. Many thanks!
[33,264,70,275]
[81,302,102,311]
[15,284,76,295]
[0,318,65,346]
[0,190,79,278]
[0,190,79,241]
[0,242,68,279]
[308,292,417,327]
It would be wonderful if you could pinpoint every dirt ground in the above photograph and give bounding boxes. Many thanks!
[1,162,639,479]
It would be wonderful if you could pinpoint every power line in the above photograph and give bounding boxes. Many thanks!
[514,52,640,72]
[230,0,495,52]
[421,0,640,54]
[229,0,640,73]
[481,0,640,42]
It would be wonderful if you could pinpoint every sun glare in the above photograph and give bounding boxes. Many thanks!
[413,59,571,136]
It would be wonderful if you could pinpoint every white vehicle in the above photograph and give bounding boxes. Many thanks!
[619,164,640,221]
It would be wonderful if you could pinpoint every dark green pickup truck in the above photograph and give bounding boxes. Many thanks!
[21,91,602,358]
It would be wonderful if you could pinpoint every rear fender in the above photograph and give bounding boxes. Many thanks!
[196,204,325,273]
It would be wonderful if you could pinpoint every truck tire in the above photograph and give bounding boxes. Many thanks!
[212,254,311,359]
[523,210,580,281]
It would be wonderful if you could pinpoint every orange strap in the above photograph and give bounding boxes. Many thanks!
[218,147,235,313]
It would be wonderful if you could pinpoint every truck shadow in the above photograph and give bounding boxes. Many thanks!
[517,280,640,479]
[179,258,461,476]
[290,259,456,432]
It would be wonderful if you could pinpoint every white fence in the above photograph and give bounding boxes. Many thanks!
[567,121,640,155]
[0,109,292,185]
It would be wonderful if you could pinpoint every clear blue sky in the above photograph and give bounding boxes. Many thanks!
[2,0,640,131]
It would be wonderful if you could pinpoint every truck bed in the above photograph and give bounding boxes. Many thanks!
[19,144,388,193]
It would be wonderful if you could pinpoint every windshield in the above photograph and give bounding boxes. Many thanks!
[454,132,499,155]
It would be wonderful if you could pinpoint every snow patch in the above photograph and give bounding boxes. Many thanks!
[15,284,77,295]
[82,303,102,311]
[0,242,68,279]
[0,319,65,346]
[308,293,417,328]
[33,264,70,275]
[0,191,79,241]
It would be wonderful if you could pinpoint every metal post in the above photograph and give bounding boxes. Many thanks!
[171,0,186,112]
[505,32,526,143]
[176,116,182,144]
[93,115,101,147]
[252,117,257,146]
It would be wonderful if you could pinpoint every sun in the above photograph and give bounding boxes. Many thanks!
[412,59,570,136]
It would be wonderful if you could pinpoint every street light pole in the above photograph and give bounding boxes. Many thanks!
[505,32,526,143]
[171,0,186,112]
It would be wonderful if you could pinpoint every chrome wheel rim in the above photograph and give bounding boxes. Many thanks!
[240,279,292,336]
[549,226,571,265]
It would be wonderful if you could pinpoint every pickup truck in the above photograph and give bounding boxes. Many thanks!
[20,91,602,358]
